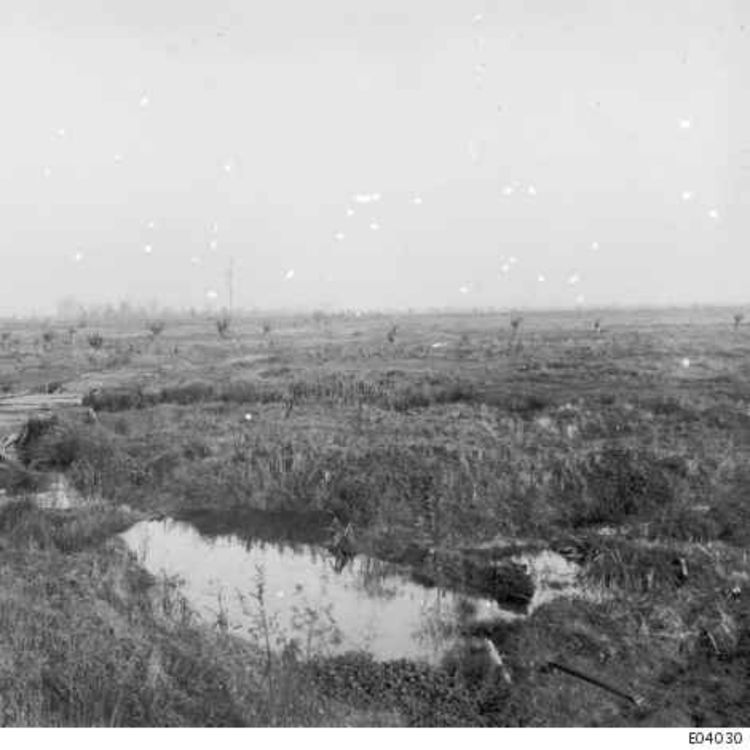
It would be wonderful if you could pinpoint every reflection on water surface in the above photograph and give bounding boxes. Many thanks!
[121,516,599,664]
[121,519,511,663]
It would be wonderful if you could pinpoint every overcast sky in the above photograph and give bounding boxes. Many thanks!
[0,0,746,315]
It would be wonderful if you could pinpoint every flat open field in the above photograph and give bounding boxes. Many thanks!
[0,307,749,727]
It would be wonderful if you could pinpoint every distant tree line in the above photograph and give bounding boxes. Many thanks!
[54,296,198,324]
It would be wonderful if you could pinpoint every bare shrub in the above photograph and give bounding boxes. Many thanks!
[457,332,472,359]
[41,330,56,349]
[82,386,151,411]
[147,320,165,337]
[87,332,104,350]
[161,380,215,405]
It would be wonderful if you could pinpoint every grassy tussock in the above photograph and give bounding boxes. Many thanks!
[16,416,115,472]
[0,462,42,495]
[308,653,495,727]
[10,416,143,503]
[560,446,677,528]
[0,500,134,553]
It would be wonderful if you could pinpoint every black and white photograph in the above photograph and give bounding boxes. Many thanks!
[0,0,747,736]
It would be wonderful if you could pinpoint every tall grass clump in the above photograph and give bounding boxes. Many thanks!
[701,461,750,545]
[0,539,270,726]
[0,462,42,495]
[558,445,677,528]
[0,499,134,553]
[11,414,140,503]
[14,416,114,472]
[160,380,216,405]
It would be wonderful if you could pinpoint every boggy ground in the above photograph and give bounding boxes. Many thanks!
[1,307,750,726]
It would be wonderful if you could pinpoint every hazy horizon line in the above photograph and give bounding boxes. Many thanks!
[1,300,748,324]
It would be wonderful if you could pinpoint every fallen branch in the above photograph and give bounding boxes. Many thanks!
[544,660,645,707]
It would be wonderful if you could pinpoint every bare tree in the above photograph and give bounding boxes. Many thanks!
[510,314,523,336]
[508,314,524,354]
[216,316,231,339]
[283,387,296,419]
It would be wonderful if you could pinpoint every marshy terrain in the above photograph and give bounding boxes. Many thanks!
[0,307,749,726]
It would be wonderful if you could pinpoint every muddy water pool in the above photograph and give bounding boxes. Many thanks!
[121,518,593,665]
